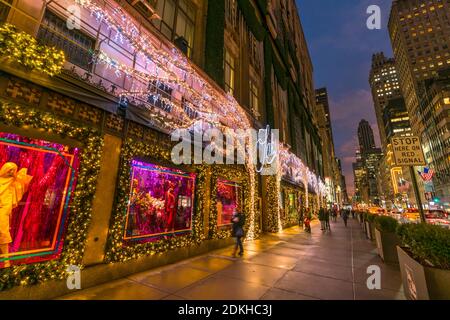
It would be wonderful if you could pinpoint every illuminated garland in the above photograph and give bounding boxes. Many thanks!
[105,138,206,263]
[265,175,282,233]
[75,0,251,131]
[208,165,253,240]
[0,102,102,291]
[0,23,65,76]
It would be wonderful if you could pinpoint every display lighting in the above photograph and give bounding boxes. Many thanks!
[0,24,65,76]
[76,0,250,132]
[0,101,103,290]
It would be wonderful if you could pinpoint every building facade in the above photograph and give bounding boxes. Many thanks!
[353,120,383,205]
[0,0,327,297]
[369,52,403,151]
[315,87,343,207]
[388,0,450,206]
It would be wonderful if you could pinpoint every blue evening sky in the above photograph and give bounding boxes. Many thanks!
[297,0,393,194]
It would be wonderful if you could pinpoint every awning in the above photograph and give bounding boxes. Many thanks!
[0,60,119,114]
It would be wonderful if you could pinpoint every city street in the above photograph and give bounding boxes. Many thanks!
[60,218,405,300]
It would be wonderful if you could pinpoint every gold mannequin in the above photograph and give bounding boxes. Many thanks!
[0,162,33,268]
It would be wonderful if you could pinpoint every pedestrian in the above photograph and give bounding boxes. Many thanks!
[298,206,304,228]
[232,210,245,257]
[304,209,312,233]
[342,209,349,227]
[325,209,331,232]
[318,207,326,231]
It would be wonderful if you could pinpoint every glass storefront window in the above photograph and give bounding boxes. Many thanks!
[124,160,196,242]
[217,178,242,226]
[0,132,80,269]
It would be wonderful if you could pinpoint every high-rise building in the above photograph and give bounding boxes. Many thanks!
[316,88,341,206]
[354,120,383,205]
[419,69,450,199]
[353,151,367,204]
[358,119,376,153]
[388,0,450,205]
[389,0,450,134]
[369,52,403,150]
[364,148,383,205]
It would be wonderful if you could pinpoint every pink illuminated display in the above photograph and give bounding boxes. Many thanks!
[0,133,80,269]
[216,179,242,226]
[124,160,196,243]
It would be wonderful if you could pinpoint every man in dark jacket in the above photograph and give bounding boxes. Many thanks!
[318,208,326,230]
[232,211,245,257]
[342,210,349,227]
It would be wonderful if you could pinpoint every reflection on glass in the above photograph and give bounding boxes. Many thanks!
[124,160,196,242]
[217,178,242,226]
[0,133,79,269]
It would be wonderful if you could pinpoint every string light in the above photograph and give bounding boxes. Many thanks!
[0,24,65,76]
[0,102,103,290]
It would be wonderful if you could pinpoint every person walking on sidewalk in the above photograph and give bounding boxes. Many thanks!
[325,209,331,232]
[304,209,312,233]
[342,209,349,227]
[232,210,245,257]
[319,207,326,231]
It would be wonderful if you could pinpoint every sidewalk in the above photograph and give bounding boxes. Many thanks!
[60,218,405,300]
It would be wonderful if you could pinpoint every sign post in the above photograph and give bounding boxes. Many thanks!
[391,136,427,224]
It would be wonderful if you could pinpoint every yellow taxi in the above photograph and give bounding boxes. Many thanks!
[402,209,420,222]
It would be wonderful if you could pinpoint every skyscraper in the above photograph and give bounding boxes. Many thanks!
[316,88,342,206]
[389,0,450,134]
[388,0,450,203]
[369,52,403,151]
[358,120,376,153]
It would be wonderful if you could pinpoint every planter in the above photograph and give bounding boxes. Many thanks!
[365,221,375,240]
[375,228,400,264]
[397,246,450,300]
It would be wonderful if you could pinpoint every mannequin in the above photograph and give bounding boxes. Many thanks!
[164,184,176,232]
[0,162,33,268]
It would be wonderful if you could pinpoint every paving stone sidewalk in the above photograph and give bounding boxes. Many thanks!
[60,217,406,300]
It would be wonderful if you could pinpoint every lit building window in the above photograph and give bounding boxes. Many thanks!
[224,49,236,95]
[249,79,260,118]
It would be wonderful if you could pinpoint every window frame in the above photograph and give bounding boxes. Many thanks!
[153,0,196,58]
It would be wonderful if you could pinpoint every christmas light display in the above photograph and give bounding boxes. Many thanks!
[0,102,102,290]
[105,138,205,263]
[73,0,325,228]
[0,24,65,76]
[76,0,250,131]
[0,133,80,269]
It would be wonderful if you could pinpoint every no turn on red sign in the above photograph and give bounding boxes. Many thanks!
[391,136,426,166]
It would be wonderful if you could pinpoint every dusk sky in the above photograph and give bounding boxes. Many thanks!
[297,0,394,196]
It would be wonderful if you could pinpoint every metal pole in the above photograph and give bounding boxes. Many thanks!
[409,166,426,224]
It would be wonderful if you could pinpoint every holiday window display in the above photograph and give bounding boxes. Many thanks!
[124,160,196,242]
[216,178,242,226]
[0,132,80,269]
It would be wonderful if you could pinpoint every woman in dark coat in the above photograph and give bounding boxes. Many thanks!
[232,211,245,257]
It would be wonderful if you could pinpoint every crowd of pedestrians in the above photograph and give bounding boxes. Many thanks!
[317,206,354,232]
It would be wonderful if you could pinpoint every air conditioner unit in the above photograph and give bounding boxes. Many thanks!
[174,36,189,56]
